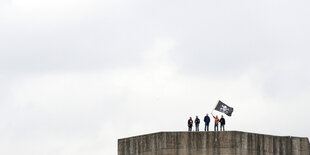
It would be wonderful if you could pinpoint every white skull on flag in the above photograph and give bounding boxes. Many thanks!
[220,105,229,114]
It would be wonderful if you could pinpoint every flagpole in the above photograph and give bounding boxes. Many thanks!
[215,100,219,109]
[211,100,219,116]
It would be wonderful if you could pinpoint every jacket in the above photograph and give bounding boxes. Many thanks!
[213,116,219,124]
[188,119,193,127]
[204,116,210,124]
[195,118,200,125]
[220,118,225,125]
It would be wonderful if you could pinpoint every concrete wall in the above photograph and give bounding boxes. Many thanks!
[118,131,310,155]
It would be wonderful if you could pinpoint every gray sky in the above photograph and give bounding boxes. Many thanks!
[1,0,310,154]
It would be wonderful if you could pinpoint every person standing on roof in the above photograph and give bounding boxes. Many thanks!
[220,115,226,131]
[195,116,200,131]
[188,117,193,131]
[204,113,210,131]
[212,113,219,131]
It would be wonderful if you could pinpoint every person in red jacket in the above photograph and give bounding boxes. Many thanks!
[212,114,219,131]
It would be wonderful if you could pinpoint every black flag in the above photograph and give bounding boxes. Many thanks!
[214,100,234,116]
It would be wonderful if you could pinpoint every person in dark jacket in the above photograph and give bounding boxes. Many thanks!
[188,117,193,131]
[204,113,210,131]
[220,115,225,131]
[195,116,200,131]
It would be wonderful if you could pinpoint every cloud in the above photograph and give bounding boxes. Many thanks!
[0,0,310,154]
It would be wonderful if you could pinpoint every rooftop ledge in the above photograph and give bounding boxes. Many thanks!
[118,131,309,140]
[118,131,310,155]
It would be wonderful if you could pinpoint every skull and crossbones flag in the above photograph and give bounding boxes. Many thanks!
[215,100,234,116]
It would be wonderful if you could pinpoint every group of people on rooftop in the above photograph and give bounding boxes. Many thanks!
[188,113,225,132]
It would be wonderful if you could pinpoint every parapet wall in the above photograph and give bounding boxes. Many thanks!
[118,131,310,155]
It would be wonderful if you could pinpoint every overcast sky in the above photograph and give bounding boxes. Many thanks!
[1,0,310,154]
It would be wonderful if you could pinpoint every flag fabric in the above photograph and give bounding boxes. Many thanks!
[214,100,234,116]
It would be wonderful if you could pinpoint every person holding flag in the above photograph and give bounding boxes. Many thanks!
[211,114,219,131]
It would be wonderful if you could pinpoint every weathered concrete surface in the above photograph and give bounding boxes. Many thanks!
[118,131,310,155]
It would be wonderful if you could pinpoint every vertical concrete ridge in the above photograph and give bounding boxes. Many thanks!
[118,131,310,155]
